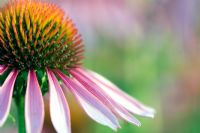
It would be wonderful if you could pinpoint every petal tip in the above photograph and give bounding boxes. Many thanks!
[136,122,142,127]
[146,113,155,119]
[0,120,5,127]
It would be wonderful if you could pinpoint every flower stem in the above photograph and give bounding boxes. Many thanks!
[15,96,26,133]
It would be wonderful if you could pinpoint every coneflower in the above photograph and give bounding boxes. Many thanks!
[0,0,155,133]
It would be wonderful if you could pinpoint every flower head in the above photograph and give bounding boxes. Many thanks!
[0,0,155,133]
[0,0,83,70]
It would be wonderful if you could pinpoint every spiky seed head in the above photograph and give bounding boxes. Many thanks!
[0,0,84,71]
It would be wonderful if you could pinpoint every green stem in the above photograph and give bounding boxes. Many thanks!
[15,96,26,133]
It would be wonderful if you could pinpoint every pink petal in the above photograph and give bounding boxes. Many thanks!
[25,70,44,133]
[77,68,155,118]
[0,65,8,75]
[46,69,71,133]
[56,70,120,131]
[112,102,141,126]
[70,69,141,126]
[0,69,18,126]
[69,69,113,108]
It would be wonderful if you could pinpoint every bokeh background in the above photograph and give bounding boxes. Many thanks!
[1,0,200,133]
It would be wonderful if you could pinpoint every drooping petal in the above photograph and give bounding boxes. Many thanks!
[74,68,155,118]
[0,65,8,75]
[69,69,113,108]
[25,70,44,133]
[46,69,71,133]
[0,69,18,126]
[111,102,141,126]
[56,70,120,131]
[69,68,141,126]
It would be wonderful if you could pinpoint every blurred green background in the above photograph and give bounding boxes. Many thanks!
[1,0,200,133]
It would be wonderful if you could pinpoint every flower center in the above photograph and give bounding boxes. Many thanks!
[0,0,83,70]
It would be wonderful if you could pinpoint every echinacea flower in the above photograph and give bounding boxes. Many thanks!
[0,0,155,133]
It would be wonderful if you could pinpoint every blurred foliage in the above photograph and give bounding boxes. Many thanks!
[83,32,181,133]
